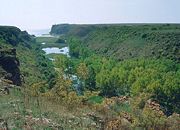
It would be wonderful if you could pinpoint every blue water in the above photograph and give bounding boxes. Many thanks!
[42,46,83,94]
[42,47,70,57]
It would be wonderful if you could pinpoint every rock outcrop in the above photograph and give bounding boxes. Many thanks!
[0,26,33,86]
[0,48,21,86]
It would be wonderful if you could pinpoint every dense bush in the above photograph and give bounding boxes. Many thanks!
[34,45,56,89]
[0,26,33,47]
[67,36,180,115]
[55,38,65,43]
[97,59,179,114]
[54,24,180,62]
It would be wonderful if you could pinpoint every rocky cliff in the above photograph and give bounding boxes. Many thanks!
[0,26,34,86]
[0,48,21,86]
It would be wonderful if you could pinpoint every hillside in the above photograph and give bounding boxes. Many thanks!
[0,26,34,86]
[0,26,33,47]
[50,24,180,125]
[51,24,180,61]
[0,26,55,87]
[0,26,102,130]
[0,25,179,129]
[50,24,96,37]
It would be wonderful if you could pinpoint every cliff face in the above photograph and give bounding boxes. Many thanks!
[50,24,71,35]
[50,24,96,37]
[0,48,21,86]
[0,26,34,86]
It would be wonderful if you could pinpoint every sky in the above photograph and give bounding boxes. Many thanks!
[0,0,180,31]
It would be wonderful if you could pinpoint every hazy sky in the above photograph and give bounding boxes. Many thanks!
[0,0,180,31]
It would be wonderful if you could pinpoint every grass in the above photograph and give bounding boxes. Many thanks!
[0,88,100,130]
[45,53,63,60]
[88,96,104,104]
[36,37,67,48]
[112,102,132,113]
[36,37,59,43]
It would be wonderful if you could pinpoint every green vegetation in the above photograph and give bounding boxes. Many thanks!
[51,24,179,129]
[50,24,96,37]
[0,26,34,47]
[52,24,180,61]
[36,36,67,48]
[0,24,180,129]
[67,37,180,115]
[0,26,56,88]
[0,87,100,129]
[88,96,103,104]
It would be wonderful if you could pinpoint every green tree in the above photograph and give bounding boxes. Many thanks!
[54,55,72,75]
[76,62,89,81]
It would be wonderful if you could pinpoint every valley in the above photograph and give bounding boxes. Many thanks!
[0,24,179,130]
